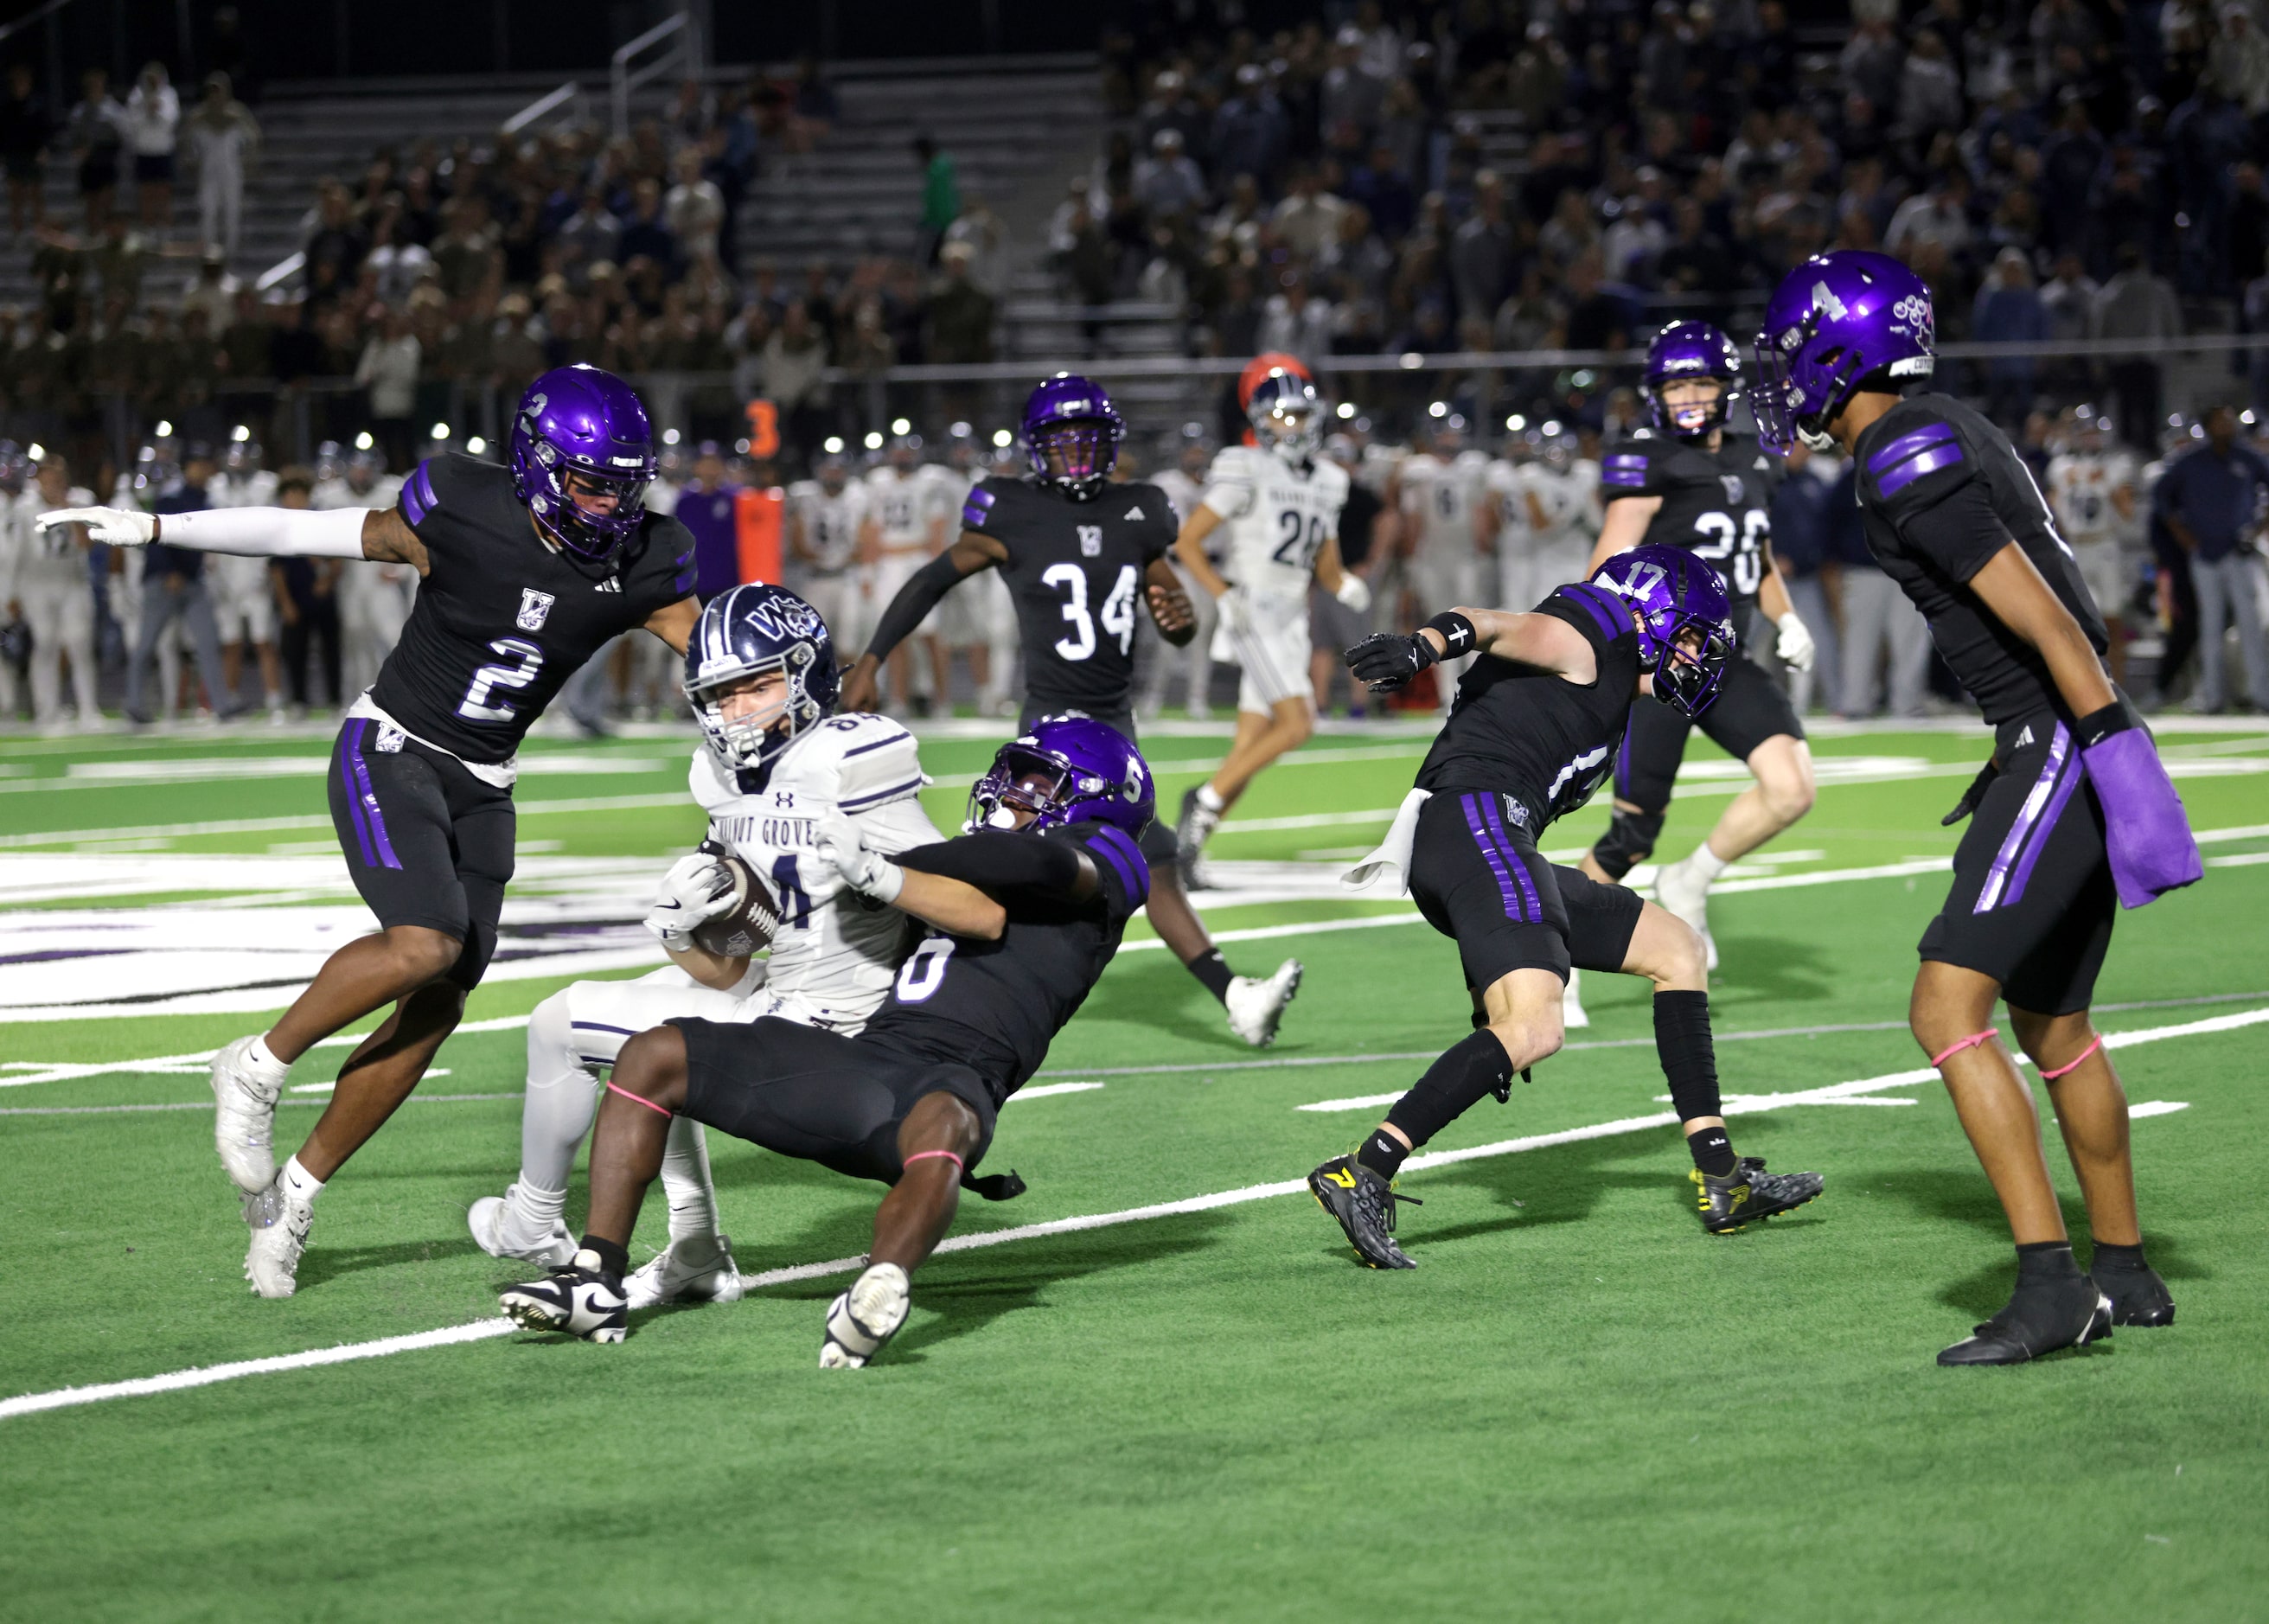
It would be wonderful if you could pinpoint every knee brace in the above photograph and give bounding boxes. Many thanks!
[1386,1030,1519,1151]
[1589,806,1665,881]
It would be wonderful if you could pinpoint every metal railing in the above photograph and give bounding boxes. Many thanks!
[611,12,700,142]
[502,80,590,137]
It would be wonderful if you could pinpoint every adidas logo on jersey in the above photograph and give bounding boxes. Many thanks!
[1123,505,1144,521]
[595,576,621,593]
[2014,725,2036,750]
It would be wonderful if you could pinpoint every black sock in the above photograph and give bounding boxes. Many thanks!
[2014,1240,2081,1286]
[1185,948,1234,1006]
[1686,1125,1736,1177]
[2091,1238,2150,1272]
[1384,1030,1516,1149]
[578,1235,630,1281]
[1654,989,1722,1123]
[1356,1128,1409,1180]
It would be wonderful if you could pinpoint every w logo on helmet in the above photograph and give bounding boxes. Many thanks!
[745,596,823,642]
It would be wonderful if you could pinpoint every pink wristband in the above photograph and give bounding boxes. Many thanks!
[1930,1029,1998,1068]
[2039,1035,2104,1081]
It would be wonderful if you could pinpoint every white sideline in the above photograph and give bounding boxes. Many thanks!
[3,1004,2255,1424]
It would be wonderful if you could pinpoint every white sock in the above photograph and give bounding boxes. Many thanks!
[661,1116,721,1245]
[514,1180,567,1232]
[1688,843,1730,883]
[243,1036,291,1085]
[280,1154,325,1205]
[1197,783,1224,813]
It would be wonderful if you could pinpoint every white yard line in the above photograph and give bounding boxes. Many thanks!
[1,1004,2251,1423]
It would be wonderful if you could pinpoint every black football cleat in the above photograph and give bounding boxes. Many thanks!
[1173,785,1218,891]
[1938,1276,2113,1366]
[2091,1260,2176,1327]
[1691,1155,1824,1234]
[1309,1154,1420,1269]
[499,1250,629,1344]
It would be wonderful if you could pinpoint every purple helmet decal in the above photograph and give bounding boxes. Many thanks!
[1643,321,1743,438]
[683,582,839,774]
[1021,373,1124,501]
[1588,542,1737,718]
[1752,251,1935,451]
[509,364,657,565]
[967,714,1155,838]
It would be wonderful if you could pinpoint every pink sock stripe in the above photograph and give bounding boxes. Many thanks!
[1930,1029,1999,1068]
[903,1149,964,1172]
[604,1080,672,1117]
[2039,1035,2104,1081]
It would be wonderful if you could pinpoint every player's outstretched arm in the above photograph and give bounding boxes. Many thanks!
[840,530,1005,711]
[36,502,410,566]
[1347,607,1598,692]
[1582,494,1661,576]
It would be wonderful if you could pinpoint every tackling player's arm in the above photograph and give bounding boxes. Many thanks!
[820,825,1104,940]
[840,529,1008,711]
[642,594,700,655]
[1582,494,1661,575]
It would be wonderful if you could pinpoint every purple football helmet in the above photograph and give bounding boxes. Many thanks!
[1588,542,1736,717]
[1643,321,1743,439]
[508,364,657,564]
[1752,251,1935,451]
[967,715,1155,837]
[1021,373,1124,501]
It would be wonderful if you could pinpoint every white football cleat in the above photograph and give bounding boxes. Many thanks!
[1561,966,1589,1029]
[499,1250,628,1344]
[242,1178,312,1299]
[1225,958,1303,1047]
[820,1262,911,1368]
[468,1186,576,1268]
[1651,853,1720,973]
[623,1234,745,1311]
[211,1034,284,1195]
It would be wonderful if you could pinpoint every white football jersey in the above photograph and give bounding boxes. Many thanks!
[211,468,279,508]
[689,712,943,1031]
[1398,450,1494,562]
[1518,460,1603,553]
[2048,451,2135,548]
[862,465,935,552]
[8,486,96,591]
[1358,441,1405,499]
[1199,444,1351,602]
[787,478,866,573]
[1153,467,1204,524]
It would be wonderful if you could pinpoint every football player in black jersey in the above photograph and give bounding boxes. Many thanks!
[44,366,702,1298]
[1308,546,1825,1268]
[500,718,1155,1361]
[1756,251,2202,1364]
[840,372,1306,1048]
[1576,323,1819,973]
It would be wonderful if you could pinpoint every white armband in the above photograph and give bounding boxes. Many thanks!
[158,505,371,559]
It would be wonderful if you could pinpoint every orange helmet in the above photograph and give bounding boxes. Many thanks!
[1237,353,1314,445]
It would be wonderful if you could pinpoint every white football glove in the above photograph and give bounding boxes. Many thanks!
[1215,585,1253,637]
[815,812,904,904]
[1774,612,1817,675]
[642,852,737,949]
[36,507,154,547]
[1334,572,1373,615]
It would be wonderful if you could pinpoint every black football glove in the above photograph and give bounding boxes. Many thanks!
[1346,630,1440,693]
[1942,756,2002,826]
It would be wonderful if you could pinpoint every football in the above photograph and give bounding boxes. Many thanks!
[692,853,781,959]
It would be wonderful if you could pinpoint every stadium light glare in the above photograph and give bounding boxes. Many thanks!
[822,437,845,454]
[1335,401,1354,419]
[355,432,374,451]
[891,418,911,436]
[465,437,487,455]
[949,420,972,437]
[1428,400,1448,418]
[26,442,43,460]
[865,432,885,450]
[1543,419,1563,436]
[1399,352,1423,369]
[662,427,681,445]
[993,429,1013,448]
[430,423,450,440]
[1506,414,1526,432]
[154,420,174,438]
[230,425,250,442]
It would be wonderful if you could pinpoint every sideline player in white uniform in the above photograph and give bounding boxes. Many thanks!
[858,434,946,714]
[1395,415,1497,710]
[470,582,969,1306]
[2047,408,2139,686]
[1509,426,1602,603]
[6,453,101,728]
[920,428,1013,713]
[786,448,866,655]
[210,435,285,719]
[1170,370,1362,883]
[317,445,409,700]
[1144,427,1222,719]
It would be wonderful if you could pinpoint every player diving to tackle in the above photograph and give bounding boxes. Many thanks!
[469,581,980,1308]
[1310,546,1825,1268]
[500,717,1156,1363]
[1166,368,1365,889]
[1577,323,1818,970]
[1754,251,2200,1364]
[840,373,1303,1047]
[39,365,703,1298]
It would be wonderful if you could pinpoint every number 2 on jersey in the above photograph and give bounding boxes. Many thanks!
[1272,509,1326,571]
[457,636,545,722]
[1691,511,1770,597]
[1041,562,1139,660]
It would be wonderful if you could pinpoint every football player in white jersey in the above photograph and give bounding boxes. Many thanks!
[6,451,101,728]
[469,583,992,1308]
[786,447,866,658]
[1170,370,1363,883]
[1143,426,1223,719]
[209,435,286,720]
[2047,407,2139,685]
[316,444,409,701]
[1511,426,1603,603]
[858,432,947,714]
[1395,414,1498,711]
[918,427,1013,713]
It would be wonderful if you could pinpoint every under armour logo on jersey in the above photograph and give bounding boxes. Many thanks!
[1122,505,1144,521]
[773,790,794,808]
[594,576,621,593]
[1720,475,1747,504]
[1077,524,1103,557]
[515,589,555,631]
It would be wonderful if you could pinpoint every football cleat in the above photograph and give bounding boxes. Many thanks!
[242,1177,312,1299]
[820,1262,911,1368]
[211,1034,284,1195]
[1691,1155,1824,1234]
[1562,966,1589,1030]
[1173,785,1220,890]
[1225,958,1303,1047]
[624,1234,745,1311]
[2091,1258,2176,1327]
[1938,1276,2114,1366]
[1651,853,1719,972]
[1308,1154,1420,1269]
[500,1250,629,1344]
[467,1186,576,1268]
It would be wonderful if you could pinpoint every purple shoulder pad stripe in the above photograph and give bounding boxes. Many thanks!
[1605,452,1647,465]
[401,460,438,527]
[1601,467,1647,487]
[962,486,996,528]
[1866,424,1956,474]
[1084,823,1148,902]
[1556,583,1627,642]
[1876,441,1965,496]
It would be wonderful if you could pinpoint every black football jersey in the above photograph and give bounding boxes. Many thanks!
[1601,430,1785,608]
[1854,394,2109,726]
[857,821,1148,1103]
[1416,582,1644,830]
[960,476,1179,716]
[368,455,695,763]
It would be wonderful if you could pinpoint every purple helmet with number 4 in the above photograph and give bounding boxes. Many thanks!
[1588,541,1736,718]
[968,715,1155,838]
[1642,321,1743,438]
[508,363,658,564]
[1751,251,1935,452]
[1021,372,1125,501]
